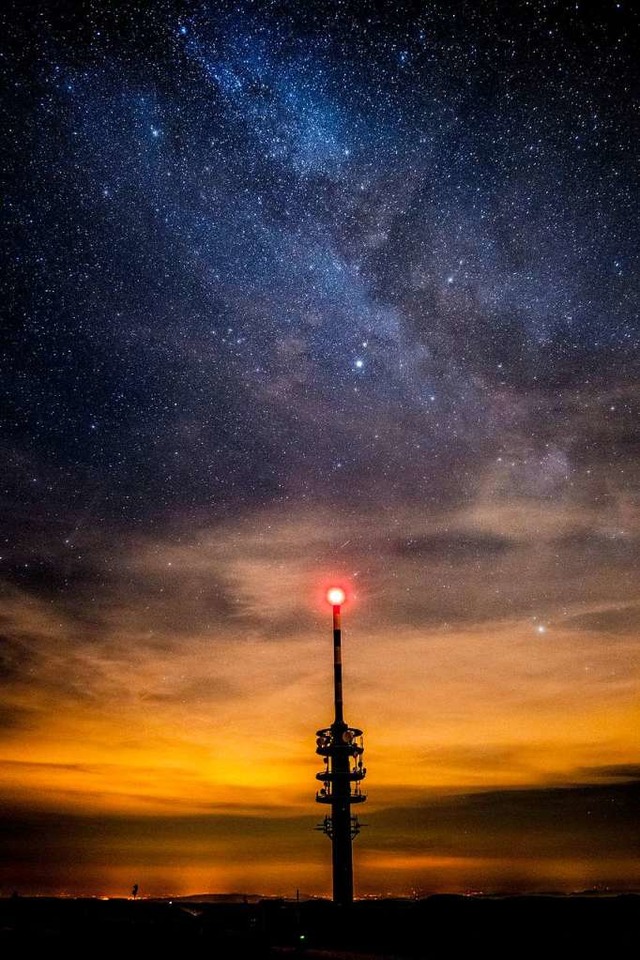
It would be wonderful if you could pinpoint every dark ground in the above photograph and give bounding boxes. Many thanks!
[1,894,638,958]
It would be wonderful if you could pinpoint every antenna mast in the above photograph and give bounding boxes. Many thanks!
[315,588,367,906]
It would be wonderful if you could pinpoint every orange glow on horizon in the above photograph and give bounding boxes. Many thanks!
[1,503,639,895]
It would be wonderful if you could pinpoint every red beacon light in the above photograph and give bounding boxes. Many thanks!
[327,587,346,606]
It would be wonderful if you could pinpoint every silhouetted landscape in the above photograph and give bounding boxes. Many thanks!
[2,894,638,957]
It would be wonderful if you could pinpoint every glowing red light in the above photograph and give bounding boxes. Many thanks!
[327,587,346,606]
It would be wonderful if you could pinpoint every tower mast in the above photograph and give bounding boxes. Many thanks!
[315,587,366,905]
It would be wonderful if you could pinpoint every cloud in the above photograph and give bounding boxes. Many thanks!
[564,604,640,635]
[554,532,640,566]
[0,703,37,732]
[577,764,640,782]
[367,779,640,860]
[396,532,514,561]
[0,633,35,684]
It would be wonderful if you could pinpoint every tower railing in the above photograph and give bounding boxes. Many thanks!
[315,726,367,802]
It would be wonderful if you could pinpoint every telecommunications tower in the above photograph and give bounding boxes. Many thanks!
[315,587,367,905]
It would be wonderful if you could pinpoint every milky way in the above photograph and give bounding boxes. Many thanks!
[5,0,638,524]
[1,1,639,897]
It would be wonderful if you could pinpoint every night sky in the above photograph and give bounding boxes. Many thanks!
[2,0,639,897]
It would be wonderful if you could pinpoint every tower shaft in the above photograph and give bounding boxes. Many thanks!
[329,724,355,904]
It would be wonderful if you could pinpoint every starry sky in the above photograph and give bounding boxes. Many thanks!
[2,0,639,897]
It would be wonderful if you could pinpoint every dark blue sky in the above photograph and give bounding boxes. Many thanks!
[4,0,638,530]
